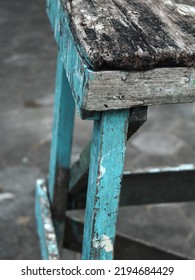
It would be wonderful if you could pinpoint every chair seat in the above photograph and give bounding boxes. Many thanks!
[47,0,195,118]
[64,0,195,71]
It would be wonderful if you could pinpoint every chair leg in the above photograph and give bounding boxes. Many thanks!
[82,110,130,260]
[48,52,75,252]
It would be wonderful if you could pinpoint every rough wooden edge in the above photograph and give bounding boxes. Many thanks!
[64,0,195,71]
[35,179,60,260]
[46,0,100,120]
[47,0,195,115]
[85,67,195,111]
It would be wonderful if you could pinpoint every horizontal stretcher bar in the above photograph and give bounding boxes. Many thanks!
[68,164,195,208]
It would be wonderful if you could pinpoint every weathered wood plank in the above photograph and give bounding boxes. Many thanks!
[69,164,195,209]
[64,0,195,71]
[35,179,59,260]
[82,110,130,260]
[85,67,195,111]
[47,1,195,115]
[69,107,147,197]
[48,53,75,249]
[64,213,188,260]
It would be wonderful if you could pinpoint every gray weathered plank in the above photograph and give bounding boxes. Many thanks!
[47,1,195,115]
[64,213,188,259]
[64,0,195,71]
[85,67,195,111]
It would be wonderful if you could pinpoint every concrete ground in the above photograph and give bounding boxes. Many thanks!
[1,0,195,259]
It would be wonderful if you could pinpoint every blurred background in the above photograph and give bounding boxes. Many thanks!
[1,0,195,259]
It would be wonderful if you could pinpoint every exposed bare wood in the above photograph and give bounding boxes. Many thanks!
[48,1,195,115]
[64,0,195,71]
[85,67,195,111]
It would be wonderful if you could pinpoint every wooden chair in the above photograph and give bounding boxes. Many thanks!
[35,0,195,260]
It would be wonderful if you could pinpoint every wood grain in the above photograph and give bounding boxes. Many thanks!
[85,67,195,111]
[47,1,195,114]
[64,0,195,71]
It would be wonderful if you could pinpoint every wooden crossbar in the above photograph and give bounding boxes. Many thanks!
[64,212,188,260]
[68,164,195,209]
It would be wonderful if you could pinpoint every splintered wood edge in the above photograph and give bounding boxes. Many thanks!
[84,67,195,111]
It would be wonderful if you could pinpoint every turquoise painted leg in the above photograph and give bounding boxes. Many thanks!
[82,110,130,260]
[35,179,59,260]
[48,52,75,251]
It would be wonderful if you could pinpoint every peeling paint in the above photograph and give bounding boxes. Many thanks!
[82,110,129,259]
[97,165,106,182]
[93,235,113,252]
[35,180,60,260]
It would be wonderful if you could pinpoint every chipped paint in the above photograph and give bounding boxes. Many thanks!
[35,179,60,260]
[93,235,113,252]
[82,110,129,259]
[97,165,106,182]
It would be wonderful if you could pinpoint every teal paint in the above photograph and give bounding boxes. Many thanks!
[46,0,100,120]
[49,52,75,200]
[82,110,130,260]
[35,179,59,260]
[48,52,75,248]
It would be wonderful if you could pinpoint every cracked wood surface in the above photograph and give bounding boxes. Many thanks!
[64,0,195,71]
